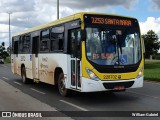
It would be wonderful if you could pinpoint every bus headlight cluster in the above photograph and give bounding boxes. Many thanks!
[86,68,100,81]
[137,67,143,79]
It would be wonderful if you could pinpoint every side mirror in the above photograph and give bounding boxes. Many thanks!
[81,29,86,41]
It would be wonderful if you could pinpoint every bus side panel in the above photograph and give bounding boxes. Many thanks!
[11,54,14,73]
[32,54,39,79]
[25,54,33,79]
[11,54,18,74]
[38,54,68,85]
[16,55,21,76]
[17,54,33,79]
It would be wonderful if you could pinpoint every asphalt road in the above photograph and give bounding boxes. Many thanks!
[0,64,160,120]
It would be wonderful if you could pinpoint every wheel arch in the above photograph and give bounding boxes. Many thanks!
[54,67,63,85]
[21,63,25,76]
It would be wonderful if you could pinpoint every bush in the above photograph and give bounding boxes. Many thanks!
[154,54,160,60]
[4,56,11,63]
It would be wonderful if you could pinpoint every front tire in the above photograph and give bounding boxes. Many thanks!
[58,73,69,96]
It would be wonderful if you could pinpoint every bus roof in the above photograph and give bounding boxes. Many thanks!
[13,12,137,37]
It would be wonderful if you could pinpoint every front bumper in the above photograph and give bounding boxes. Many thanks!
[81,76,143,92]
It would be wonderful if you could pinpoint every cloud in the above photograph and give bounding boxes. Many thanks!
[0,24,9,33]
[61,0,137,9]
[0,0,35,13]
[0,0,139,27]
[139,17,160,38]
[151,0,160,10]
[0,24,9,46]
[0,0,139,47]
[40,0,138,9]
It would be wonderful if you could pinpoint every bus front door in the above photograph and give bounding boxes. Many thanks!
[32,36,39,81]
[70,29,81,90]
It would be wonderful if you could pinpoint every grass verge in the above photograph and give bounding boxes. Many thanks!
[144,60,160,82]
[4,56,11,63]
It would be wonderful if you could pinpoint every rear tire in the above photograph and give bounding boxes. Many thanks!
[58,73,69,97]
[21,67,28,84]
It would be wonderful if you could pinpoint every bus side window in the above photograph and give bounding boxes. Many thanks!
[69,29,81,58]
[58,34,64,50]
[12,38,14,54]
[13,41,18,54]
[40,29,50,52]
[51,26,64,52]
[18,35,31,53]
[24,35,31,53]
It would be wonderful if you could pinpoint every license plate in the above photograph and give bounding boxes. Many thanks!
[114,86,125,90]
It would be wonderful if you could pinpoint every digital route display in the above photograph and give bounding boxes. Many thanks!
[84,14,138,27]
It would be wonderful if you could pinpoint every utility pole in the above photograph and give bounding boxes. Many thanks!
[8,12,12,48]
[8,12,12,55]
[57,0,59,19]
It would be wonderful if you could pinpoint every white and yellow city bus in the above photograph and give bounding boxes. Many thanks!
[11,12,144,96]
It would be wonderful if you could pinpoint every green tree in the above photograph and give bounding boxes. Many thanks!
[142,30,160,58]
[0,42,9,59]
[7,45,11,55]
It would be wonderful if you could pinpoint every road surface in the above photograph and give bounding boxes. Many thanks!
[0,64,160,120]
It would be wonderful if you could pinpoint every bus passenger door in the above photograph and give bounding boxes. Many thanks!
[69,29,81,90]
[32,36,39,80]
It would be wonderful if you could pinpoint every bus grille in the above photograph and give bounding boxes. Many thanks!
[103,81,134,89]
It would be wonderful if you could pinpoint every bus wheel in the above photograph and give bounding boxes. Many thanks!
[21,67,28,84]
[58,73,69,96]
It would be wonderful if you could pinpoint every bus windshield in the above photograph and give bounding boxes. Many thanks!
[85,27,141,66]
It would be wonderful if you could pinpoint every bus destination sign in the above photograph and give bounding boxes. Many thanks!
[84,14,135,27]
[91,17,132,26]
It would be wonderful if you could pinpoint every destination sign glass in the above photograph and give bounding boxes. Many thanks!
[84,14,138,27]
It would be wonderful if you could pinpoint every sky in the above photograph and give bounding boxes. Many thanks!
[0,0,160,47]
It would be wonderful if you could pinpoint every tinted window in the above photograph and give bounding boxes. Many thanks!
[51,26,64,51]
[19,35,31,53]
[40,29,50,52]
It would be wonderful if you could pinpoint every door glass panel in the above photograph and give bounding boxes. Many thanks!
[71,60,76,86]
[71,31,76,58]
[77,60,81,87]
[70,29,81,89]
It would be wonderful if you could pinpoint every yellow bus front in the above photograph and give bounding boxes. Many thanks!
[80,14,144,92]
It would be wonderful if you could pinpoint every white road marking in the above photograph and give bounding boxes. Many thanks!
[2,65,7,68]
[127,91,160,100]
[14,82,22,86]
[30,88,46,95]
[2,77,9,80]
[60,100,88,111]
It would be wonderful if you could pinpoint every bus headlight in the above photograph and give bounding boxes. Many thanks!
[137,68,143,79]
[86,68,100,81]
